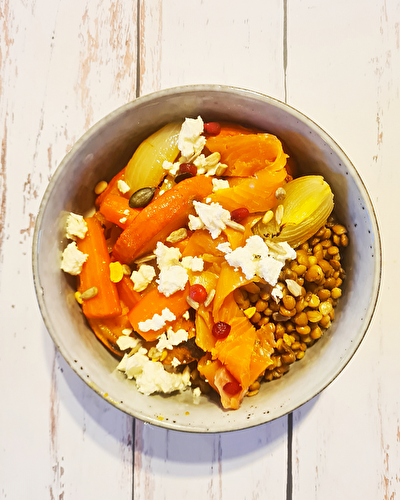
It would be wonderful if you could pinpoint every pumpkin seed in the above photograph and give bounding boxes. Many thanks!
[129,187,156,208]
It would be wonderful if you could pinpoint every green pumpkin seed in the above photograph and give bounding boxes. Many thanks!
[129,187,156,208]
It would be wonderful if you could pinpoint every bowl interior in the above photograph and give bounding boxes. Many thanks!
[33,85,381,432]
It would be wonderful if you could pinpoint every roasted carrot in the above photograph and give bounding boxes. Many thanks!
[197,354,247,410]
[116,275,142,310]
[205,122,255,141]
[182,229,227,258]
[212,316,257,388]
[99,194,140,229]
[194,305,215,352]
[206,132,288,177]
[248,326,275,385]
[88,314,133,357]
[128,284,190,342]
[77,217,122,319]
[206,166,287,213]
[95,167,128,208]
[113,175,213,264]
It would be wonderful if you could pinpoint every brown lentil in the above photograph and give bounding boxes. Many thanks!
[283,295,296,310]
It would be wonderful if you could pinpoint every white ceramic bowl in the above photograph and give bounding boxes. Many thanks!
[32,85,381,433]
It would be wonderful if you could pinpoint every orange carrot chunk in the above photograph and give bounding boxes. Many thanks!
[77,217,122,319]
[99,194,140,229]
[88,314,133,357]
[207,132,288,177]
[206,166,287,213]
[95,167,127,208]
[112,175,213,264]
[128,284,190,342]
[116,275,142,310]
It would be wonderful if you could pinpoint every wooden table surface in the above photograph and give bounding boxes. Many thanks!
[1,1,399,498]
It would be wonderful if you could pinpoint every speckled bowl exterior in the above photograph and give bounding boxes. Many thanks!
[32,85,381,433]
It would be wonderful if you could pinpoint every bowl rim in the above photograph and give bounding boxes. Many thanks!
[32,84,382,432]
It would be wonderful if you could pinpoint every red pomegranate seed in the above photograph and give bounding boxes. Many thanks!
[179,163,197,176]
[223,380,242,395]
[203,122,221,135]
[230,207,250,222]
[212,321,231,340]
[189,284,208,303]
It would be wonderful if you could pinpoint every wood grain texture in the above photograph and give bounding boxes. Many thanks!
[134,1,290,498]
[287,1,400,498]
[134,419,289,500]
[0,1,137,498]
[1,0,400,498]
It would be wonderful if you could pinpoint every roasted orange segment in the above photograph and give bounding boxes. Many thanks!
[206,166,287,213]
[206,131,288,177]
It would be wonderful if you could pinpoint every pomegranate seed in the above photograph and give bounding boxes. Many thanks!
[203,122,221,135]
[223,380,242,395]
[230,207,250,222]
[189,284,208,303]
[212,321,231,340]
[179,163,197,176]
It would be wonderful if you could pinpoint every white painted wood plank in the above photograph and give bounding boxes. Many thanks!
[286,1,400,498]
[134,418,288,500]
[134,2,290,499]
[139,0,286,99]
[1,1,138,497]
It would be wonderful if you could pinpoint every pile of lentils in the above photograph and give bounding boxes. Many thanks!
[230,217,348,396]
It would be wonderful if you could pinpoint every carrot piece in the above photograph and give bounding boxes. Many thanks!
[182,229,227,258]
[197,353,220,392]
[195,305,216,352]
[113,175,214,264]
[99,194,140,229]
[248,326,275,385]
[206,122,255,142]
[95,167,127,208]
[207,132,288,177]
[116,275,142,310]
[211,316,257,388]
[127,284,190,342]
[206,166,287,213]
[197,354,247,410]
[88,314,133,357]
[77,217,122,319]
[212,262,258,320]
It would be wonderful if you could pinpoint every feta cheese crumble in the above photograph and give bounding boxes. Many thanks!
[181,256,204,272]
[153,242,190,297]
[60,242,88,275]
[178,116,206,160]
[154,242,181,268]
[157,265,188,297]
[117,179,131,194]
[224,235,295,287]
[66,213,88,240]
[117,348,191,395]
[171,357,181,367]
[162,160,180,176]
[156,327,189,351]
[216,242,233,254]
[116,335,141,351]
[130,264,156,292]
[189,201,231,239]
[138,307,176,333]
[271,284,284,303]
[212,178,230,192]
